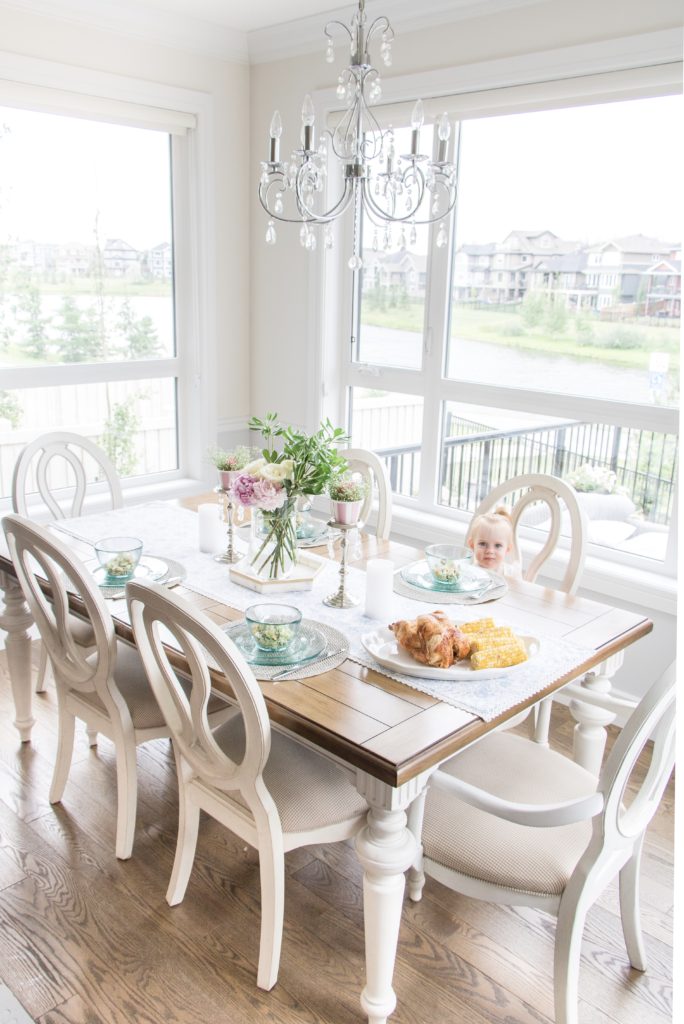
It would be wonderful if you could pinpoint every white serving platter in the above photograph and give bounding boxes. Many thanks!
[361,626,539,681]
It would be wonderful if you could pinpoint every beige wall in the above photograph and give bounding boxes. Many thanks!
[249,0,682,425]
[0,4,251,440]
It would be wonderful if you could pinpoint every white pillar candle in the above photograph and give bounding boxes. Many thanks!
[364,558,395,620]
[198,502,224,553]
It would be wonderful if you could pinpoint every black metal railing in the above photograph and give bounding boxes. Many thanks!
[378,418,677,525]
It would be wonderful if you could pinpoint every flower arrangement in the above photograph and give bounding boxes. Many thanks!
[229,412,348,578]
[566,463,617,494]
[208,445,253,473]
[329,475,368,503]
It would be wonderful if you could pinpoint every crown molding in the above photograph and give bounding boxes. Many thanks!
[0,0,249,63]
[247,0,546,64]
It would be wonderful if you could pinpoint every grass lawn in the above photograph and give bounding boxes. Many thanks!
[361,302,680,371]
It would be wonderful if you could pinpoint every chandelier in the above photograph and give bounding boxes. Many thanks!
[258,0,458,269]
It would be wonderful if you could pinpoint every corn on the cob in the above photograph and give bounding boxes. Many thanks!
[460,617,496,633]
[471,642,528,670]
[468,631,518,652]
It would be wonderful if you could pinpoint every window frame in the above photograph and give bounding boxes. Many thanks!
[0,50,218,499]
[315,30,681,580]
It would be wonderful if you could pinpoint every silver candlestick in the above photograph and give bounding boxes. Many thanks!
[214,486,242,564]
[323,519,360,608]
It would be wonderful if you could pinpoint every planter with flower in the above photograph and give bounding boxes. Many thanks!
[229,413,348,580]
[209,446,254,490]
[565,463,618,494]
[329,475,368,526]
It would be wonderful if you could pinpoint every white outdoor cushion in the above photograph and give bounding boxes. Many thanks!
[423,732,597,897]
[588,520,636,547]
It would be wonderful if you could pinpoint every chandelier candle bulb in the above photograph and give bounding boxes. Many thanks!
[365,558,394,620]
[269,110,282,163]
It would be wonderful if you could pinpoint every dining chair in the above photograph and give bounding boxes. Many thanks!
[406,664,675,1024]
[11,430,124,694]
[467,472,589,741]
[126,578,369,991]
[342,447,392,540]
[1,513,234,860]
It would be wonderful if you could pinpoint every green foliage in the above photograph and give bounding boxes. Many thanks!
[604,326,645,350]
[100,394,141,476]
[521,291,546,328]
[574,316,595,344]
[56,297,105,362]
[0,389,21,427]
[248,412,349,496]
[117,298,160,358]
[544,298,567,335]
[14,281,51,359]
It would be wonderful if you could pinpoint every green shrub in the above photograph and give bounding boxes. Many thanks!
[604,327,645,350]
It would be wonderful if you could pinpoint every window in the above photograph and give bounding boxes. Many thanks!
[0,106,179,498]
[343,90,680,572]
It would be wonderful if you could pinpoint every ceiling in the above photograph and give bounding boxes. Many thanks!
[98,0,354,34]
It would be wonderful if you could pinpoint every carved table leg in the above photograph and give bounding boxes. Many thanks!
[569,652,623,774]
[354,771,430,1024]
[0,570,36,742]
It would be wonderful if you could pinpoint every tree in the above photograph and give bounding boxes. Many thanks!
[55,297,104,362]
[117,299,161,358]
[15,283,51,359]
[99,393,142,476]
[521,290,546,328]
[0,390,21,428]
[544,297,567,335]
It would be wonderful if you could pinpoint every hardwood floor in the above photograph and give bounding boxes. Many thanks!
[0,645,674,1024]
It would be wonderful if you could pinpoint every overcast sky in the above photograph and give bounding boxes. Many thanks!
[1,93,681,252]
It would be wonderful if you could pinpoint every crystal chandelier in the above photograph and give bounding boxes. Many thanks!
[258,0,458,269]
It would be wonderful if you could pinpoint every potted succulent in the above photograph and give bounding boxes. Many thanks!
[329,474,368,526]
[209,445,254,490]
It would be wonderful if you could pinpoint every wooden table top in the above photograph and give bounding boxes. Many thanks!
[0,498,653,787]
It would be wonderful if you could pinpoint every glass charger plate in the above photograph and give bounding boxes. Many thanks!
[85,555,170,591]
[224,621,327,667]
[361,627,539,682]
[400,560,491,594]
[296,519,332,548]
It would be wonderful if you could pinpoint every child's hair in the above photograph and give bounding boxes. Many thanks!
[468,506,514,544]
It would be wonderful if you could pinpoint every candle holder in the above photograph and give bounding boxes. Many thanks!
[323,519,360,609]
[214,486,242,564]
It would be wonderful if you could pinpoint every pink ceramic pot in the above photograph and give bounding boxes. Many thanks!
[331,498,363,525]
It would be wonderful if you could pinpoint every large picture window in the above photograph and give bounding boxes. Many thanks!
[0,104,182,500]
[345,90,680,571]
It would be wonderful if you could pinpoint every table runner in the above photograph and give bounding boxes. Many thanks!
[53,502,595,722]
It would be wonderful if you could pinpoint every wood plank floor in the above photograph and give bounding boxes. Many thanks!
[0,644,674,1024]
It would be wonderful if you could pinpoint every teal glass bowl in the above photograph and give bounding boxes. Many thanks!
[94,536,143,581]
[245,603,303,652]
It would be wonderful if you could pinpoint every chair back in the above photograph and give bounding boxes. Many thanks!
[467,472,588,593]
[126,579,272,796]
[12,431,123,520]
[597,664,675,850]
[2,513,116,696]
[342,447,392,540]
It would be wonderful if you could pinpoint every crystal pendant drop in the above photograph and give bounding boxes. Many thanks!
[372,230,379,251]
[336,77,346,100]
[432,197,440,216]
[274,193,283,215]
[436,222,447,248]
[324,227,334,250]
[307,232,317,252]
[399,229,407,250]
[300,224,309,247]
[383,226,391,250]
[410,223,417,246]
[348,254,363,270]
[369,79,382,104]
[325,39,334,63]
[265,220,276,246]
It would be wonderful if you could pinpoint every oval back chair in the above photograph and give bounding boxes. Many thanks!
[127,578,368,991]
[12,430,123,520]
[1,513,231,860]
[466,472,588,596]
[342,447,392,540]
[407,664,675,1024]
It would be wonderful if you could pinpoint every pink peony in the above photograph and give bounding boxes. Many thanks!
[230,473,258,506]
[252,478,288,511]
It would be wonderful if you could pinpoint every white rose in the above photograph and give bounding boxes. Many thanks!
[261,459,294,483]
[243,457,267,477]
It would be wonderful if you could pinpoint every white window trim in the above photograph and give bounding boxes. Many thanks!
[0,50,218,493]
[311,29,681,598]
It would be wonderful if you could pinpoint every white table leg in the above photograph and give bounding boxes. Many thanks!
[569,652,623,774]
[0,570,36,742]
[354,771,430,1024]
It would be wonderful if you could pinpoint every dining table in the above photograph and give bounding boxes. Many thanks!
[0,494,653,1024]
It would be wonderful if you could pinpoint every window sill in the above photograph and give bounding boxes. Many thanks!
[390,504,677,618]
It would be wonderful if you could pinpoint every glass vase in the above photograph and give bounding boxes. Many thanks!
[249,499,298,580]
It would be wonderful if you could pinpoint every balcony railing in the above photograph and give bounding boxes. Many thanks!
[378,417,677,526]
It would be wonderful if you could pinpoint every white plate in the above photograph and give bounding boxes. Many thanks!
[85,555,169,590]
[361,626,539,681]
